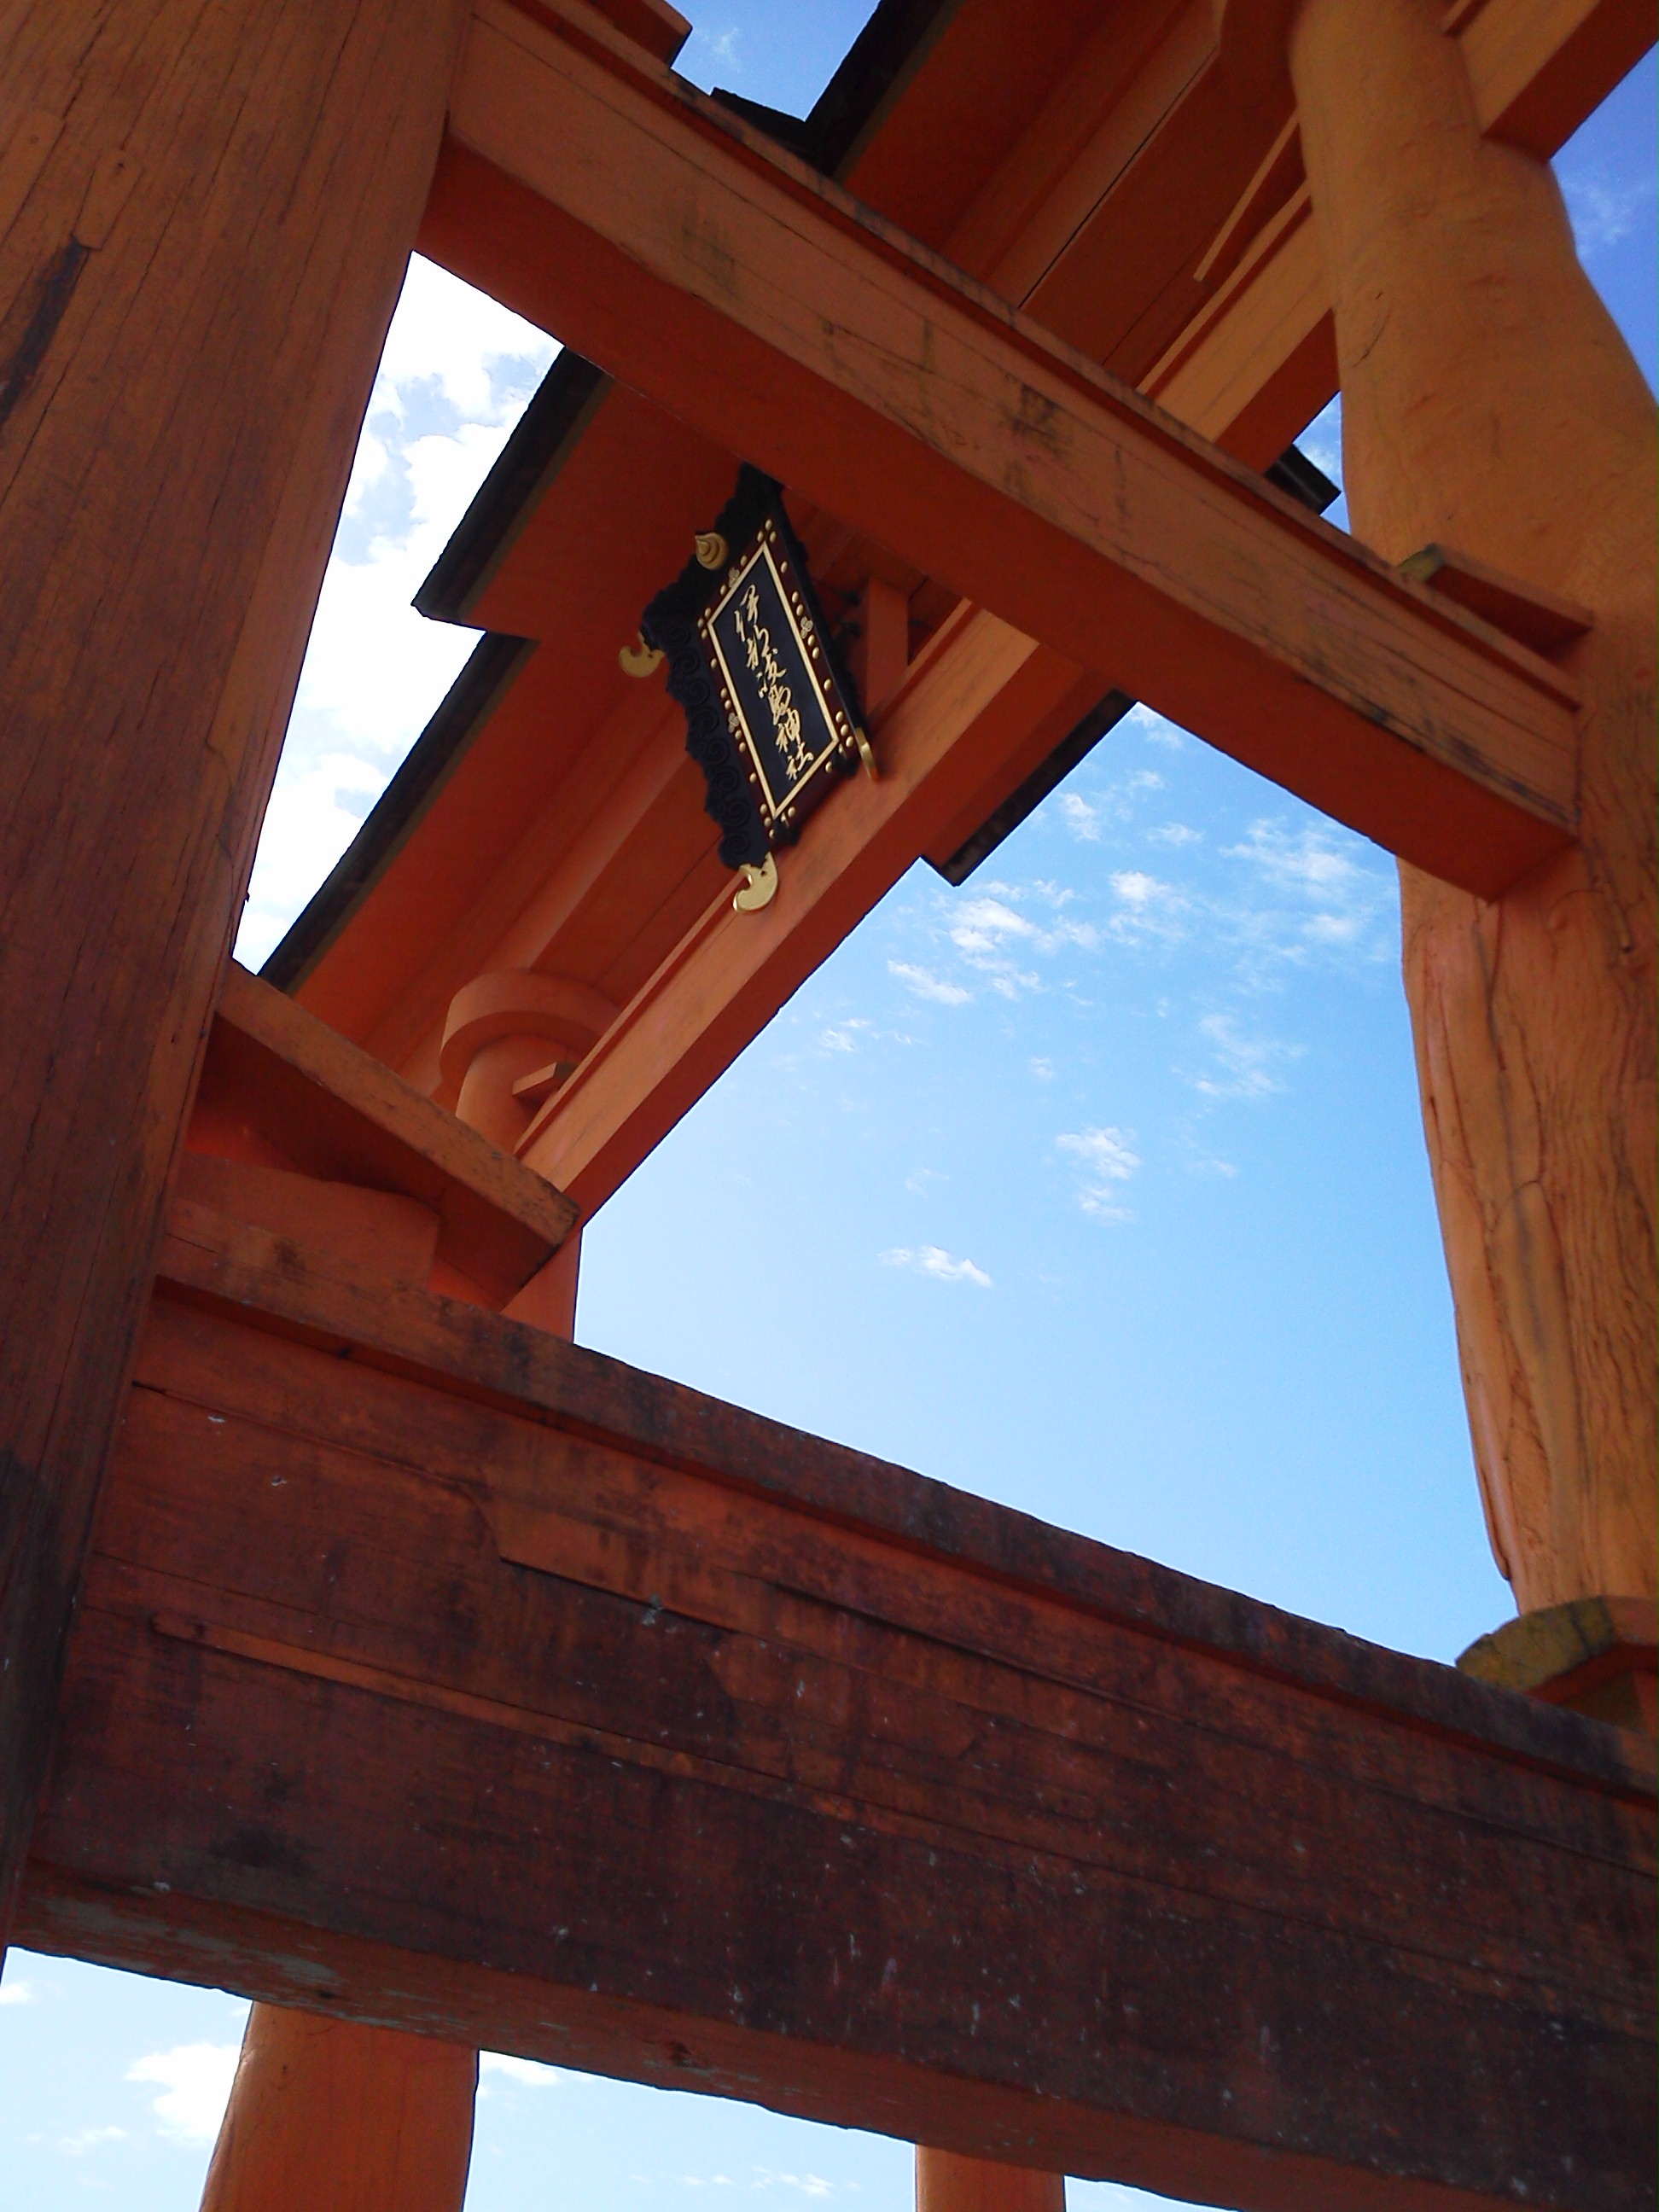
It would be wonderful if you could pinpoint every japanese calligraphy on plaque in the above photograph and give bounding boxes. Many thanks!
[637,468,868,894]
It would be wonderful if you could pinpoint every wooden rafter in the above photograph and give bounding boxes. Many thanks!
[23,1206,1656,2212]
[418,0,1580,904]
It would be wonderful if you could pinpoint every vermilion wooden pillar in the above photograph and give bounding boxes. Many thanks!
[1289,0,1657,1614]
[917,2148,1065,2211]
[199,2009,478,2212]
[0,0,468,1938]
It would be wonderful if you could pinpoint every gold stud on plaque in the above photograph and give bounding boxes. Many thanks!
[619,632,664,678]
[695,531,729,571]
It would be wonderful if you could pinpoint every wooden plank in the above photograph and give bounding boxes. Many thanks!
[20,1212,1655,2212]
[0,0,466,1937]
[417,0,1580,902]
[208,961,575,1299]
[517,609,1099,1211]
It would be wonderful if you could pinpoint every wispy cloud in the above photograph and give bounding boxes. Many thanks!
[1106,869,1189,945]
[1057,1126,1141,1220]
[1058,792,1101,841]
[689,22,742,69]
[1562,165,1656,258]
[880,1245,992,1287]
[888,961,970,1005]
[1123,702,1184,748]
[1190,1013,1301,1100]
[237,258,558,969]
[0,1976,35,2005]
[128,2042,242,2143]
[818,1017,873,1052]
[945,887,1098,996]
[59,2126,127,2157]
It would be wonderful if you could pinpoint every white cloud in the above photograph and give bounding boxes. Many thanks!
[480,2052,562,2085]
[1057,1126,1141,1220]
[128,2042,242,2143]
[880,1245,992,1288]
[59,2125,127,2156]
[688,22,742,70]
[1106,869,1188,945]
[818,1019,872,1052]
[236,258,559,969]
[1191,1013,1301,1101]
[0,1976,35,2005]
[1123,702,1184,747]
[1059,793,1100,841]
[1562,165,1656,258]
[945,890,1097,996]
[370,256,555,426]
[1029,1057,1055,1080]
[1230,823,1398,942]
[888,961,970,1005]
[1149,821,1200,847]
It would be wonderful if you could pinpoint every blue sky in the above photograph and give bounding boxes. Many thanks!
[4,23,1652,2211]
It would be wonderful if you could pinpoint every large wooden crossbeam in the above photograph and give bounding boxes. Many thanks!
[23,1203,1654,2212]
[416,0,1580,902]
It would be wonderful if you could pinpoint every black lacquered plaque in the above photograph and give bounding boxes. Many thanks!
[640,467,864,876]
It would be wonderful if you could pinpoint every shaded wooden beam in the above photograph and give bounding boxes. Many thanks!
[21,1207,1656,2212]
[418,0,1579,903]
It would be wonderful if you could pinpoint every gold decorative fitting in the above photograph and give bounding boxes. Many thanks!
[855,729,880,780]
[619,632,664,678]
[695,531,729,571]
[732,853,778,912]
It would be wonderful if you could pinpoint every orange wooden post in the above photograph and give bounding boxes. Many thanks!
[0,0,466,1937]
[1286,0,1656,1615]
[199,2008,477,2212]
[917,2148,1065,2211]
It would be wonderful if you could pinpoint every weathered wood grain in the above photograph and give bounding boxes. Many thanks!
[421,0,1581,901]
[0,0,466,1937]
[22,1220,1655,2210]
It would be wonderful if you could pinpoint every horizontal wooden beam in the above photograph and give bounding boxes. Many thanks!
[518,608,1098,1211]
[23,1206,1655,2211]
[417,0,1579,901]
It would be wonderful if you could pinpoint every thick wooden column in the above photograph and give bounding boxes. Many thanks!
[1289,0,1656,1611]
[199,2008,477,2212]
[0,0,467,1936]
[917,2148,1064,2210]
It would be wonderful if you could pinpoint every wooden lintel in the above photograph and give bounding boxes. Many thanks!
[418,0,1580,902]
[21,1208,1655,2212]
[205,961,575,1299]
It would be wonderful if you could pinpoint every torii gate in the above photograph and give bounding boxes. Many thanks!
[1,1,1654,2209]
